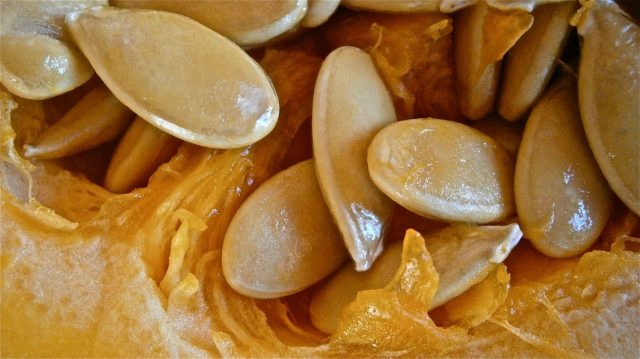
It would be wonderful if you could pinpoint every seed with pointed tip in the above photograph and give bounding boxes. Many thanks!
[66,7,280,149]
[104,117,181,194]
[24,84,134,159]
[498,1,577,121]
[313,46,396,271]
[222,160,348,299]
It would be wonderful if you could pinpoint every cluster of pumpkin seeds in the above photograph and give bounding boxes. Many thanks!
[1,0,637,336]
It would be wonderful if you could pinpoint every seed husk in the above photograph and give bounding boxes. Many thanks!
[0,0,102,99]
[313,46,396,271]
[498,1,577,121]
[66,7,280,149]
[310,224,522,334]
[222,160,348,299]
[104,117,181,194]
[516,75,613,258]
[576,0,640,215]
[454,2,533,120]
[23,83,134,159]
[111,0,308,48]
[301,0,341,28]
[368,118,515,223]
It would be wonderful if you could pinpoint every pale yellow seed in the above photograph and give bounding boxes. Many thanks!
[498,1,577,121]
[516,76,613,258]
[368,118,515,223]
[301,0,341,28]
[104,117,181,194]
[454,2,533,120]
[111,0,308,48]
[577,0,640,215]
[0,0,103,99]
[24,84,134,159]
[313,46,396,271]
[222,160,348,299]
[66,7,280,149]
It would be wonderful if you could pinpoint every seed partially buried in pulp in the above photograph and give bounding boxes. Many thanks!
[0,0,103,99]
[104,117,182,194]
[313,46,396,271]
[368,118,515,223]
[310,224,523,334]
[516,76,613,258]
[576,0,640,215]
[111,0,308,48]
[222,160,348,299]
[24,83,134,159]
[497,1,577,121]
[65,7,279,149]
[453,1,533,120]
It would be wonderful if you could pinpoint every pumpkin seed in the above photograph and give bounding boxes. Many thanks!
[111,0,308,48]
[498,1,577,121]
[222,160,348,299]
[576,0,640,215]
[313,46,396,271]
[0,0,102,99]
[368,118,515,223]
[301,0,341,28]
[516,75,613,258]
[104,117,181,193]
[454,2,533,120]
[24,83,134,159]
[66,7,279,149]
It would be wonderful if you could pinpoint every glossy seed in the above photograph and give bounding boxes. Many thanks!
[111,0,308,48]
[104,117,181,194]
[576,0,640,215]
[515,76,613,258]
[301,0,341,28]
[66,7,279,149]
[368,118,515,223]
[498,1,577,121]
[310,224,522,333]
[454,2,533,120]
[222,160,349,299]
[24,84,134,159]
[0,0,102,99]
[313,46,396,271]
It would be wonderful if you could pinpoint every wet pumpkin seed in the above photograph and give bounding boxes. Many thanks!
[576,0,640,215]
[498,1,577,121]
[104,117,181,194]
[313,46,396,271]
[0,0,102,99]
[368,118,515,223]
[111,0,308,48]
[66,7,279,149]
[24,83,134,159]
[515,75,613,258]
[222,160,348,299]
